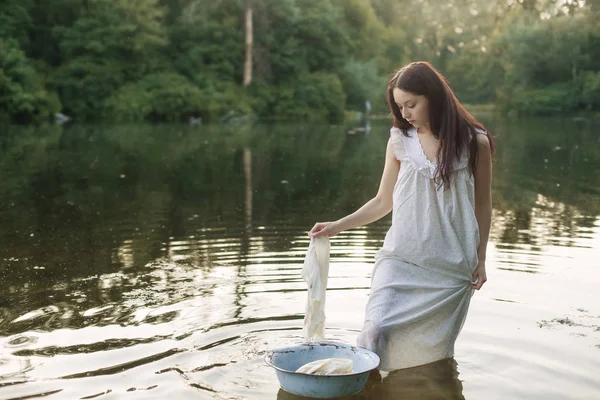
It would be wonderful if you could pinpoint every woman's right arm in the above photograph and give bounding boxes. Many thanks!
[309,138,400,238]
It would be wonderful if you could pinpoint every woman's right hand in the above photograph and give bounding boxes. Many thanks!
[308,221,342,238]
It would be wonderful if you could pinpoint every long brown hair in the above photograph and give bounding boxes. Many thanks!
[387,61,495,189]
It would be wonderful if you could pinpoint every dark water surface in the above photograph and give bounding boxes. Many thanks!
[0,118,599,399]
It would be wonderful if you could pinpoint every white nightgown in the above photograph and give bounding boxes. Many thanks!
[357,126,485,370]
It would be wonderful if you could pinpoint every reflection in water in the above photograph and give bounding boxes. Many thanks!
[0,119,598,399]
[360,359,464,400]
[275,358,463,400]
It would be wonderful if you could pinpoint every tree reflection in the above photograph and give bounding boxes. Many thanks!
[0,118,598,332]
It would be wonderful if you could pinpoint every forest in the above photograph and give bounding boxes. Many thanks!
[1,0,599,124]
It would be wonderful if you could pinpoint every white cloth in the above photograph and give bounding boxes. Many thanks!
[296,358,353,375]
[301,236,331,342]
[357,126,485,370]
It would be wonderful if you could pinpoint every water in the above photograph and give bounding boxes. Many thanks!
[0,118,598,399]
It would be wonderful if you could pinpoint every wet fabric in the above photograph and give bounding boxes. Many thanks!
[301,236,331,342]
[357,126,485,370]
[296,358,353,375]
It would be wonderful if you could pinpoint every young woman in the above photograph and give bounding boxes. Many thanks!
[309,61,495,370]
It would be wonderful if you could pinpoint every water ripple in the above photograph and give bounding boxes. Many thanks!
[59,348,186,379]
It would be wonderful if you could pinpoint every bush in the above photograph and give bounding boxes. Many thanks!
[0,39,60,124]
[271,72,346,122]
[501,84,580,116]
[104,73,258,123]
[53,57,125,120]
[199,80,254,122]
[582,71,600,111]
[337,59,386,112]
[104,73,206,122]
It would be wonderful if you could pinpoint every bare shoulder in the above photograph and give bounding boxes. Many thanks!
[475,132,491,150]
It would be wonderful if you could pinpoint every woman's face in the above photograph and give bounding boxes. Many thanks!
[392,88,430,131]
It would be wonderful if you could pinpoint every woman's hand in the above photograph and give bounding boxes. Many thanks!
[308,221,342,238]
[471,260,487,290]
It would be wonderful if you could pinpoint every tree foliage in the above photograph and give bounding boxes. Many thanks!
[0,39,60,123]
[1,0,599,124]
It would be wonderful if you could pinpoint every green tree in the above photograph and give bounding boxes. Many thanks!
[1,0,599,122]
[272,72,346,122]
[168,0,244,85]
[0,0,34,50]
[104,73,207,122]
[0,39,60,124]
[52,0,167,119]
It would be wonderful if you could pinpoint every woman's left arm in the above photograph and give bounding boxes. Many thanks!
[472,134,493,290]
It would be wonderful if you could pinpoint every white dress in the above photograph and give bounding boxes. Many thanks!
[357,126,484,370]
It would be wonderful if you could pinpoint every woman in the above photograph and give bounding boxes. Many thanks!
[309,61,495,370]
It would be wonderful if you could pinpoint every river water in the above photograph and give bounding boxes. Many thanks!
[0,117,599,399]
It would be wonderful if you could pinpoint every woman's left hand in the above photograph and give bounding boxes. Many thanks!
[471,260,487,290]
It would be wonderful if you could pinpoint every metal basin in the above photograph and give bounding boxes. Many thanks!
[265,342,380,399]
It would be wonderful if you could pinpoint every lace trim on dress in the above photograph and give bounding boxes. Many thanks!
[391,127,436,178]
[390,126,480,179]
[389,127,408,161]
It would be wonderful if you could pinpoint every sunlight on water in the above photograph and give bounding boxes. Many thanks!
[0,119,599,399]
